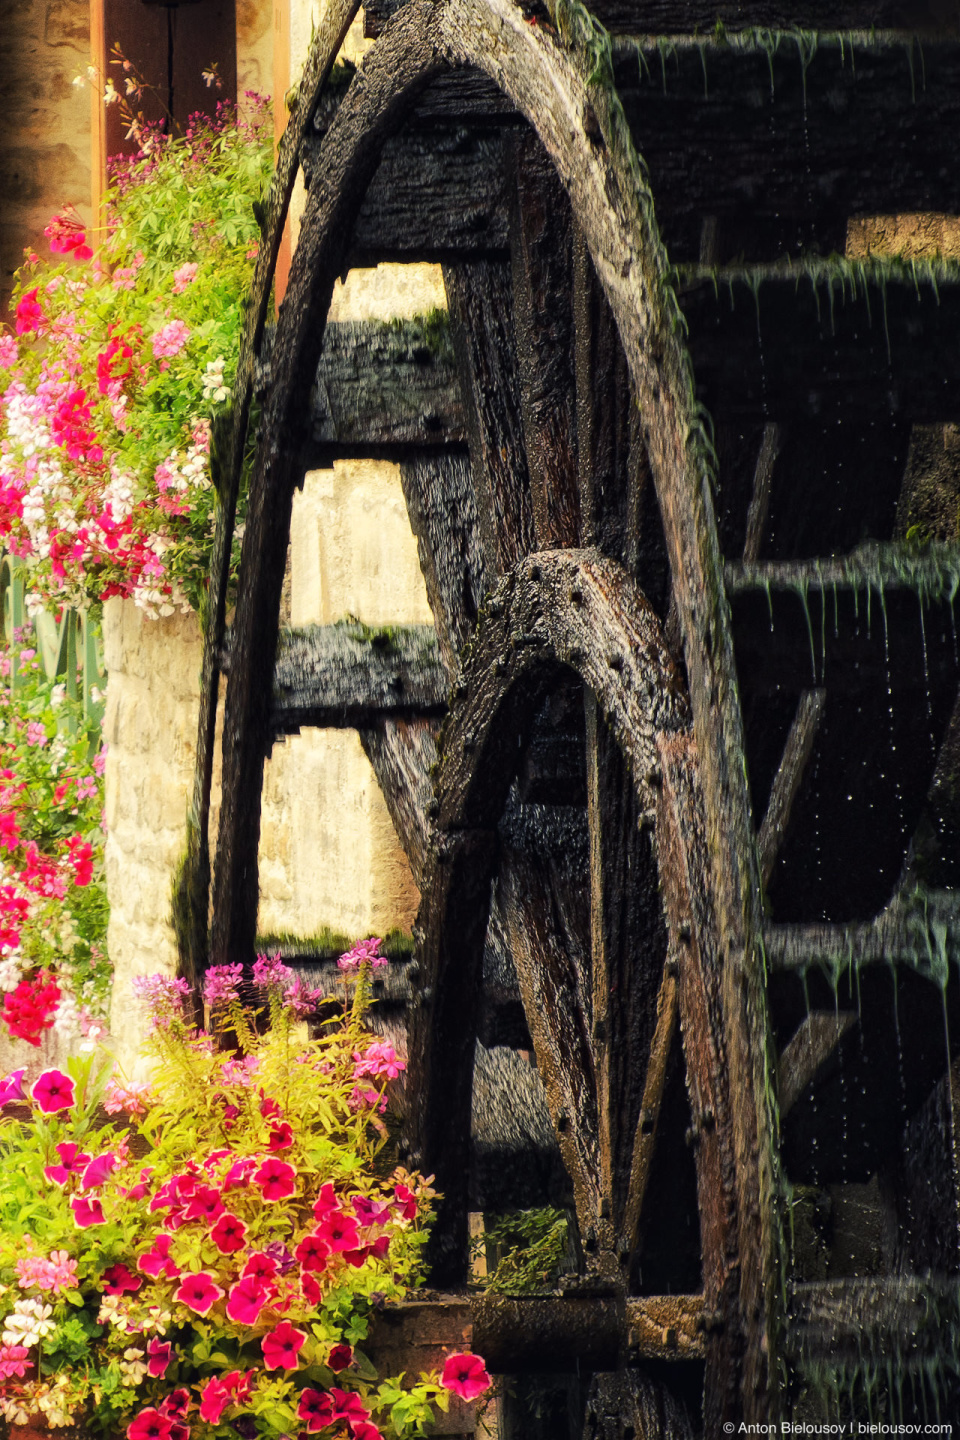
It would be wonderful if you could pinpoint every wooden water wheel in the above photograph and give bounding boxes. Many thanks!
[187,0,960,1429]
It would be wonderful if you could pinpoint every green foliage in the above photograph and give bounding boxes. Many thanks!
[474,1209,569,1295]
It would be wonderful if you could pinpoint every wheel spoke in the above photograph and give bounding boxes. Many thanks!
[620,963,679,1254]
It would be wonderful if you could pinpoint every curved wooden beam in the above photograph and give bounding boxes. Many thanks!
[409,548,688,1274]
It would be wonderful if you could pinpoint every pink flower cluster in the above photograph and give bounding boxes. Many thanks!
[15,1250,77,1294]
[337,937,388,972]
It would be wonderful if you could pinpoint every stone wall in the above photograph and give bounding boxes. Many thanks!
[0,0,91,321]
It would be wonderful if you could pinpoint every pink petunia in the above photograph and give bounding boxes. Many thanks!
[81,1151,119,1190]
[225,1275,268,1325]
[159,1390,190,1420]
[267,1120,293,1151]
[71,1195,105,1227]
[327,1343,353,1372]
[242,1250,279,1284]
[261,1320,307,1371]
[126,1409,172,1440]
[297,1389,335,1433]
[138,1233,180,1279]
[183,1184,224,1222]
[295,1231,330,1272]
[175,1271,224,1315]
[147,1338,172,1377]
[316,1209,360,1254]
[0,1068,25,1104]
[15,289,44,336]
[253,1156,296,1202]
[441,1352,492,1401]
[352,1424,386,1440]
[300,1269,322,1306]
[331,1388,370,1425]
[394,1182,418,1220]
[312,1181,339,1223]
[102,1262,142,1294]
[210,1210,246,1254]
[198,1377,232,1425]
[31,1068,75,1113]
[44,1141,92,1186]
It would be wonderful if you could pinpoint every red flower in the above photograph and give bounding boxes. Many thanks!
[317,1209,360,1254]
[327,1343,353,1372]
[352,1425,385,1440]
[81,1151,118,1189]
[262,1320,307,1371]
[312,1181,339,1222]
[15,288,44,335]
[210,1210,246,1253]
[294,1231,330,1272]
[103,1263,142,1295]
[297,1389,335,1433]
[44,1141,92,1186]
[159,1389,190,1419]
[198,1377,232,1425]
[225,1275,268,1325]
[4,973,60,1045]
[440,1352,491,1401]
[330,1389,370,1424]
[71,1195,105,1227]
[253,1156,296,1202]
[138,1233,180,1279]
[242,1251,279,1284]
[267,1121,294,1150]
[175,1271,224,1315]
[126,1409,173,1440]
[183,1185,224,1222]
[394,1183,417,1220]
[300,1269,322,1306]
[147,1338,172,1377]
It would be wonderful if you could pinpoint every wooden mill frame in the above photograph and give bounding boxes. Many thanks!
[179,0,960,1429]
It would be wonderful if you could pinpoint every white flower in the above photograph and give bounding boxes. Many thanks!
[119,1348,147,1384]
[103,80,119,106]
[2,1298,55,1346]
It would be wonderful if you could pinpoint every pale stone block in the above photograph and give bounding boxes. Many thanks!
[291,461,433,627]
[327,263,447,322]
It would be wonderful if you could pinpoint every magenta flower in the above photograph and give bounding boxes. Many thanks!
[203,963,244,1009]
[300,1269,322,1306]
[44,1141,92,1186]
[327,1343,353,1372]
[312,1182,339,1222]
[243,1250,279,1284]
[352,1424,386,1440]
[267,1120,293,1151]
[138,1233,180,1279]
[337,936,387,971]
[81,1151,118,1190]
[253,1156,296,1202]
[175,1271,224,1315]
[147,1338,172,1377]
[210,1210,246,1253]
[295,1231,330,1272]
[317,1209,360,1254]
[198,1377,232,1425]
[127,1409,173,1440]
[352,1194,391,1226]
[352,1040,405,1080]
[225,1275,268,1324]
[71,1195,105,1227]
[262,1320,307,1371]
[441,1352,492,1400]
[15,288,44,336]
[331,1388,370,1425]
[0,1068,25,1104]
[297,1389,335,1433]
[0,1344,32,1379]
[102,1262,142,1294]
[183,1184,224,1222]
[31,1068,75,1113]
[159,1390,190,1420]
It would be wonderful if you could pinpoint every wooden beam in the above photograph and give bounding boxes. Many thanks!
[442,260,536,574]
[508,132,581,548]
[365,1,960,39]
[777,1010,857,1118]
[787,1277,960,1368]
[763,887,960,975]
[399,452,488,675]
[621,964,679,1253]
[359,718,439,889]
[742,423,780,564]
[757,689,826,888]
[234,622,448,732]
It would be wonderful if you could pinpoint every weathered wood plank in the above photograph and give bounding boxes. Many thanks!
[763,887,960,976]
[442,260,536,573]
[302,124,510,262]
[258,622,447,731]
[787,1277,960,1368]
[306,318,465,459]
[365,1,960,39]
[656,735,743,1430]
[399,452,488,674]
[359,718,439,889]
[508,132,581,548]
[757,689,826,887]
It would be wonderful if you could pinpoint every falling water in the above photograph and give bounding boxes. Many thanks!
[917,593,936,756]
[879,580,908,861]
